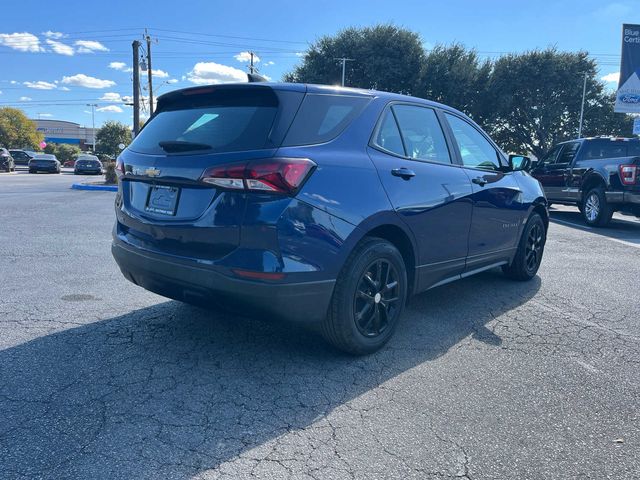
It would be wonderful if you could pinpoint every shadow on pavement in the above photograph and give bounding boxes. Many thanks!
[0,270,540,479]
[549,208,640,245]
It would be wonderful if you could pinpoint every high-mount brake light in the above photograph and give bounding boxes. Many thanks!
[200,158,316,194]
[619,164,639,185]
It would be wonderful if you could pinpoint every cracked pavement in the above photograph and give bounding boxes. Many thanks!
[1,172,639,479]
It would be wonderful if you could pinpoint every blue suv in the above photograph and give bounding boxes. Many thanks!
[112,82,548,354]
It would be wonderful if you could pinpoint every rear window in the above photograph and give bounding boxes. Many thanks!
[129,88,279,155]
[283,94,371,146]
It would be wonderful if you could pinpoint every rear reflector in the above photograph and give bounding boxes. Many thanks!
[232,269,285,280]
[201,158,316,195]
[619,164,639,185]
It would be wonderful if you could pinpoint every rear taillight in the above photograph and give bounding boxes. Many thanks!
[619,164,639,185]
[200,158,316,195]
[115,158,125,176]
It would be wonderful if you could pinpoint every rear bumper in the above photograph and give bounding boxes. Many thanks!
[29,165,58,172]
[605,191,640,204]
[75,168,102,174]
[111,239,335,324]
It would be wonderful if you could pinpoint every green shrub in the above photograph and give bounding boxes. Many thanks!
[104,162,117,184]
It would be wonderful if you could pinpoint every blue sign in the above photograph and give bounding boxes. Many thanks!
[633,118,640,135]
[615,24,640,113]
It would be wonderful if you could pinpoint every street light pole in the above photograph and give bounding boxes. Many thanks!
[578,72,588,138]
[334,57,355,87]
[86,103,97,152]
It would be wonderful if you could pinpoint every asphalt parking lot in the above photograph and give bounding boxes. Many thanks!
[1,170,639,480]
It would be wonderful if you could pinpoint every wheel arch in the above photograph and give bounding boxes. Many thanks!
[581,172,608,202]
[344,213,418,296]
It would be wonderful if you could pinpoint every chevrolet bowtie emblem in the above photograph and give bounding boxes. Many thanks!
[145,168,161,177]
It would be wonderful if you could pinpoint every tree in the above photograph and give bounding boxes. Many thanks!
[417,44,492,122]
[284,24,425,95]
[95,121,132,158]
[484,49,631,157]
[0,107,43,149]
[581,91,633,138]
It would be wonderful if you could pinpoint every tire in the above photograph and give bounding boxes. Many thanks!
[582,186,613,227]
[321,237,407,355]
[502,213,546,281]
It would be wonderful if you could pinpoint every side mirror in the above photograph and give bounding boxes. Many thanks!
[509,154,531,172]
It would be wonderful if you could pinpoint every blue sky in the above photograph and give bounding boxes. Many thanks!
[1,0,637,128]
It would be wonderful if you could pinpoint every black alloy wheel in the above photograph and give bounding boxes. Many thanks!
[353,259,400,338]
[525,222,544,275]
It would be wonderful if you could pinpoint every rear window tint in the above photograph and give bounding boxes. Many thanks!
[627,142,640,156]
[582,142,627,159]
[129,88,279,155]
[283,94,371,146]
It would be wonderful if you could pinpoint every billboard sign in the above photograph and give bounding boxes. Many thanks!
[615,24,640,113]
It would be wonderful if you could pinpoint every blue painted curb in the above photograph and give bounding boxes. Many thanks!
[71,183,118,192]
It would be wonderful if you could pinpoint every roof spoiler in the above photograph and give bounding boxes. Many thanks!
[247,73,268,83]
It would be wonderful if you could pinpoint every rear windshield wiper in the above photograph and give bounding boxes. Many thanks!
[158,141,212,153]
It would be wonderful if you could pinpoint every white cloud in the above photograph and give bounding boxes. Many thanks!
[167,78,178,84]
[234,51,260,63]
[186,62,247,85]
[43,31,66,39]
[96,105,123,113]
[109,61,132,72]
[59,86,70,91]
[100,92,123,102]
[264,60,275,66]
[601,72,620,83]
[46,39,74,56]
[10,80,17,84]
[261,74,272,81]
[0,32,44,52]
[295,52,305,57]
[24,80,56,90]
[0,90,2,94]
[152,69,169,78]
[39,113,53,117]
[61,74,115,89]
[98,92,132,103]
[74,40,109,53]
[19,96,32,101]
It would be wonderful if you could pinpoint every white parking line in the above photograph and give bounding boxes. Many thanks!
[551,218,640,249]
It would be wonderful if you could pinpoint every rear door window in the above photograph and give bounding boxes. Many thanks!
[283,94,371,146]
[392,105,451,164]
[582,141,627,160]
[129,88,279,155]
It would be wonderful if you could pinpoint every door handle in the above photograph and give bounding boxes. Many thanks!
[472,177,487,187]
[391,168,416,180]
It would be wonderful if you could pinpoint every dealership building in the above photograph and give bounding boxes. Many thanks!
[32,119,97,151]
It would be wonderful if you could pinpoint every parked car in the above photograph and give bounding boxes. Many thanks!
[8,149,34,166]
[28,154,61,174]
[531,137,640,226]
[111,82,548,354]
[1,148,15,172]
[74,155,103,175]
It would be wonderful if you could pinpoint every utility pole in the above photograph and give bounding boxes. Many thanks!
[145,30,154,116]
[249,51,257,74]
[132,40,141,136]
[334,57,355,87]
[85,103,97,152]
[578,72,588,138]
